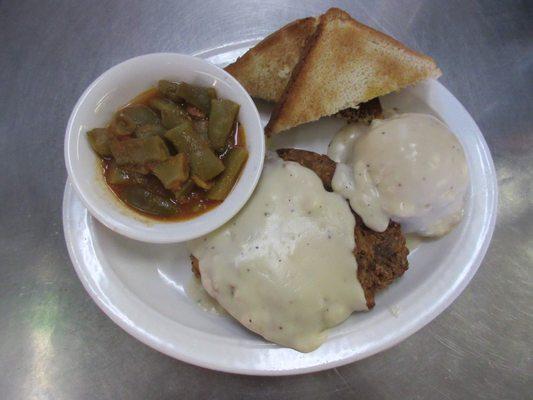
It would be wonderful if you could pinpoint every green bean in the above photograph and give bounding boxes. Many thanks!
[207,147,248,201]
[107,162,149,185]
[164,121,224,181]
[148,97,189,129]
[119,186,177,216]
[134,124,166,139]
[148,97,176,113]
[173,179,194,201]
[110,118,134,136]
[119,105,159,127]
[107,162,131,185]
[158,80,216,113]
[208,99,240,151]
[191,175,213,190]
[192,119,209,139]
[110,136,169,166]
[176,82,216,113]
[87,128,112,157]
[152,154,190,191]
[158,80,181,102]
[111,105,160,137]
[121,163,150,175]
[163,108,189,130]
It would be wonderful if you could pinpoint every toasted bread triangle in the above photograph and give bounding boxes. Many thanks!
[225,17,318,102]
[265,8,442,135]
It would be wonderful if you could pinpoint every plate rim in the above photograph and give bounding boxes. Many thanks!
[62,40,498,376]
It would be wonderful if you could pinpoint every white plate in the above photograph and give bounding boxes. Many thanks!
[63,40,497,375]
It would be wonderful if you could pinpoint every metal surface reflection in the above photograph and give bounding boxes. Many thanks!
[0,0,531,399]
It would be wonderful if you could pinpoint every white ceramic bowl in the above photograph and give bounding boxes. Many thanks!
[65,53,265,243]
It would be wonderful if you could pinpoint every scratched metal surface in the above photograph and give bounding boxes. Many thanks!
[0,0,531,399]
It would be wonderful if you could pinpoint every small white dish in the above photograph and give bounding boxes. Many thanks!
[63,41,497,375]
[64,53,265,243]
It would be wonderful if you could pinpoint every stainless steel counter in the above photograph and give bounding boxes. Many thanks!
[1,0,531,398]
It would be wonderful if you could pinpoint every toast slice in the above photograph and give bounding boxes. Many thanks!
[225,17,318,102]
[192,148,409,309]
[225,15,383,123]
[265,8,442,135]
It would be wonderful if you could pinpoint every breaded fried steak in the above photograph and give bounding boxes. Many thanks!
[192,148,409,309]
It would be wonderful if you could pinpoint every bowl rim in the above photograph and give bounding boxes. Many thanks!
[64,52,265,243]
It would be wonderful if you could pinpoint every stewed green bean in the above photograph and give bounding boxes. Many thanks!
[207,147,248,201]
[111,105,160,136]
[151,153,190,191]
[110,136,169,166]
[119,186,178,216]
[134,124,166,139]
[119,105,159,127]
[208,99,240,151]
[107,162,149,186]
[158,80,181,102]
[192,119,209,139]
[158,80,216,113]
[87,128,112,157]
[172,179,194,201]
[148,97,189,129]
[164,121,224,181]
[180,82,216,113]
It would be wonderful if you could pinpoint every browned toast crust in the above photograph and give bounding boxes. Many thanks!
[265,16,325,136]
[224,17,318,102]
[265,8,441,135]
